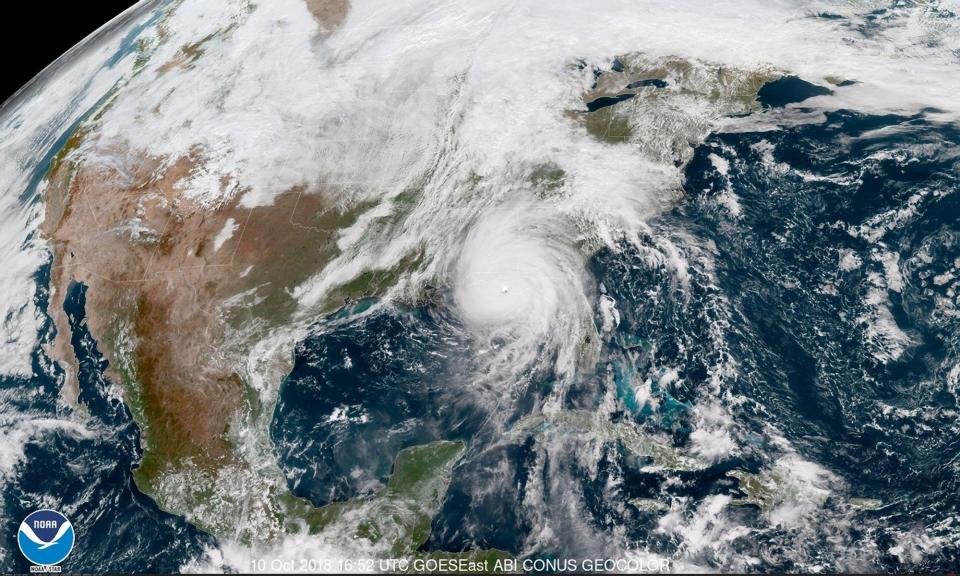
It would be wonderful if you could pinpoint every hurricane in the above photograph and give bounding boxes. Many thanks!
[1,0,960,573]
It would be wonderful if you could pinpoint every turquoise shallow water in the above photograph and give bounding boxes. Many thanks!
[3,74,960,571]
[269,105,960,569]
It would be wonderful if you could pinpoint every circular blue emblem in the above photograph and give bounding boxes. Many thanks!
[17,510,75,566]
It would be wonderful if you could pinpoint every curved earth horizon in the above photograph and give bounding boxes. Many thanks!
[1,0,959,572]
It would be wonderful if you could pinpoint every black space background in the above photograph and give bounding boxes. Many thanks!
[0,1,139,104]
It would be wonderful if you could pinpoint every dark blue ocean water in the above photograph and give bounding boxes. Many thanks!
[0,274,210,573]
[3,6,209,570]
[4,76,960,572]
[271,305,484,503]
[665,108,960,569]
[272,105,960,570]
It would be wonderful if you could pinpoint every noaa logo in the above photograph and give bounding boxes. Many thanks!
[17,510,74,567]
